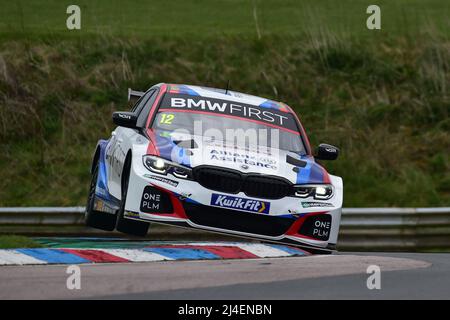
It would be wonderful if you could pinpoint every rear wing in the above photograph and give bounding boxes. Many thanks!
[128,88,144,102]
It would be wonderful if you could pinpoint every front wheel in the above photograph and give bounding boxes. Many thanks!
[85,162,116,231]
[115,156,150,237]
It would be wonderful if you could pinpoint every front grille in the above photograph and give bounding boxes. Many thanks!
[193,166,292,199]
[244,175,292,199]
[194,167,241,193]
[183,201,294,237]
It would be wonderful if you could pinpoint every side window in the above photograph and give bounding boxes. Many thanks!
[136,89,159,128]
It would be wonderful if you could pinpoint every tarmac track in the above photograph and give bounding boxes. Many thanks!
[1,251,449,299]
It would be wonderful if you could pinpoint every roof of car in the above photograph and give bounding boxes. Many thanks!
[164,83,292,113]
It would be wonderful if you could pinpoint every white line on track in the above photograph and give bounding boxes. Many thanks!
[0,250,47,265]
[101,249,173,262]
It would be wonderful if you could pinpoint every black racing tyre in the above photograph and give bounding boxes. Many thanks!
[115,156,150,237]
[85,162,116,231]
[308,248,333,255]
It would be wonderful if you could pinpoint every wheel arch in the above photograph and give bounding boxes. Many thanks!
[90,144,102,175]
[90,139,110,174]
[121,149,133,194]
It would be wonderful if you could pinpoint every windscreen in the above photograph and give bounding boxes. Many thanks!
[151,93,306,153]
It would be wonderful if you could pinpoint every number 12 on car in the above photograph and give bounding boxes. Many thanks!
[160,113,174,124]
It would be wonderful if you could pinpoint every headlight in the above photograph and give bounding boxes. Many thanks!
[293,184,333,200]
[143,155,193,180]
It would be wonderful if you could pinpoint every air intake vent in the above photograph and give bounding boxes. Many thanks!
[183,201,294,236]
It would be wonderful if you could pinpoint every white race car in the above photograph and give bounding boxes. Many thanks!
[85,83,343,254]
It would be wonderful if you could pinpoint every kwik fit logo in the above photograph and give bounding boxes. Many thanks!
[210,193,270,214]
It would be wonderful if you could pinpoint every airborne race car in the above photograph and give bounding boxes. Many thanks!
[85,83,343,254]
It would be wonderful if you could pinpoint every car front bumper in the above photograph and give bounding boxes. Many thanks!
[122,158,343,252]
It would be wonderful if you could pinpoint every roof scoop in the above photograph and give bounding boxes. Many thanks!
[286,154,307,168]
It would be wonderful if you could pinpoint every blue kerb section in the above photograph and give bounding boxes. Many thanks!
[16,249,90,264]
[268,244,308,256]
[144,247,220,260]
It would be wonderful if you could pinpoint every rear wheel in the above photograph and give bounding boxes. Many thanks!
[85,162,116,231]
[115,156,150,237]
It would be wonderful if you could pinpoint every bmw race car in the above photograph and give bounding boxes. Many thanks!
[85,83,343,254]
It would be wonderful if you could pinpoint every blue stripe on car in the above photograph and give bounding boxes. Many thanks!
[296,160,312,184]
[175,85,200,96]
[295,155,327,184]
[94,139,121,207]
[259,100,280,110]
[154,132,191,167]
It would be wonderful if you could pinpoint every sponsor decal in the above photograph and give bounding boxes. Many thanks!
[140,186,174,213]
[160,93,298,131]
[209,149,278,170]
[299,214,332,241]
[301,201,334,208]
[205,140,274,156]
[210,193,270,214]
[141,192,161,211]
[178,192,192,200]
[144,174,179,187]
[93,198,116,214]
[117,113,132,120]
[124,210,140,218]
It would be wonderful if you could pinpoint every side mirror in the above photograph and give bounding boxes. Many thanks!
[315,143,339,160]
[112,111,137,129]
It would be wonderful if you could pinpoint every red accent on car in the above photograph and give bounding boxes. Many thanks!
[145,129,159,155]
[144,184,188,219]
[145,84,168,156]
[286,104,312,155]
[285,211,327,240]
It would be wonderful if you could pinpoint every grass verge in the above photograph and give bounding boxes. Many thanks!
[0,235,44,249]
